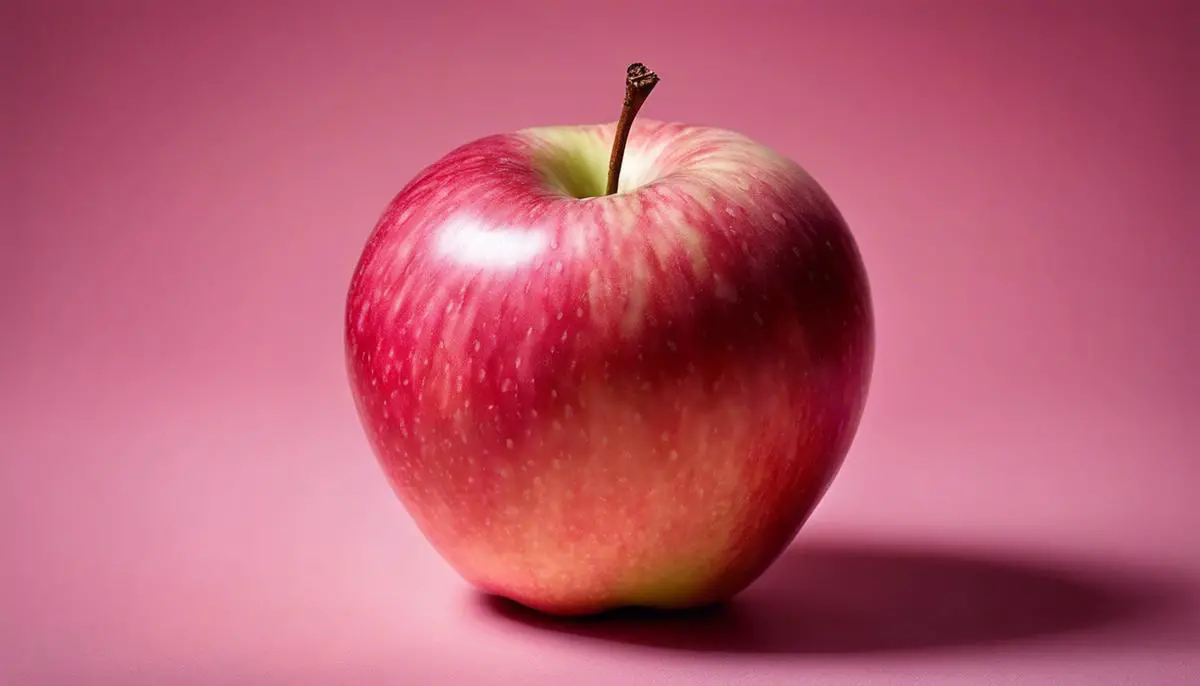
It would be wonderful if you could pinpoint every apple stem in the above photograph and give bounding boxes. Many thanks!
[605,63,659,196]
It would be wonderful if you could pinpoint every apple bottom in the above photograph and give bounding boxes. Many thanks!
[460,462,835,618]
[377,366,859,616]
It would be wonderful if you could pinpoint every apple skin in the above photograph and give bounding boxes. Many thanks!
[345,119,873,615]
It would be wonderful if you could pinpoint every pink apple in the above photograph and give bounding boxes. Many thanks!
[345,66,873,615]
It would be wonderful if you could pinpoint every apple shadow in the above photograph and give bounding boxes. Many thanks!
[477,537,1191,654]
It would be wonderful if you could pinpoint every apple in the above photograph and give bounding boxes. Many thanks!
[345,64,873,615]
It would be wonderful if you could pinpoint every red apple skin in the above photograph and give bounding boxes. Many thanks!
[345,119,873,615]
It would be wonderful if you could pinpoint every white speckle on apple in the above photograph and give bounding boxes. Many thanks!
[714,276,739,303]
[506,438,514,449]
[669,450,679,461]
[772,211,786,224]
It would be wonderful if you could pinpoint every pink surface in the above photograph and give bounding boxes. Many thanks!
[3,1,1197,684]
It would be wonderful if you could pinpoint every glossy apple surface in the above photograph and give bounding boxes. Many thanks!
[345,119,873,615]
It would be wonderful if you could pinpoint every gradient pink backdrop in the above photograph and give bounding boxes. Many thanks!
[3,1,1198,684]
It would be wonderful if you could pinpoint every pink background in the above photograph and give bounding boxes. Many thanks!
[3,1,1197,684]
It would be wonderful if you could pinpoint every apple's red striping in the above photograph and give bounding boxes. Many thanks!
[345,119,873,614]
